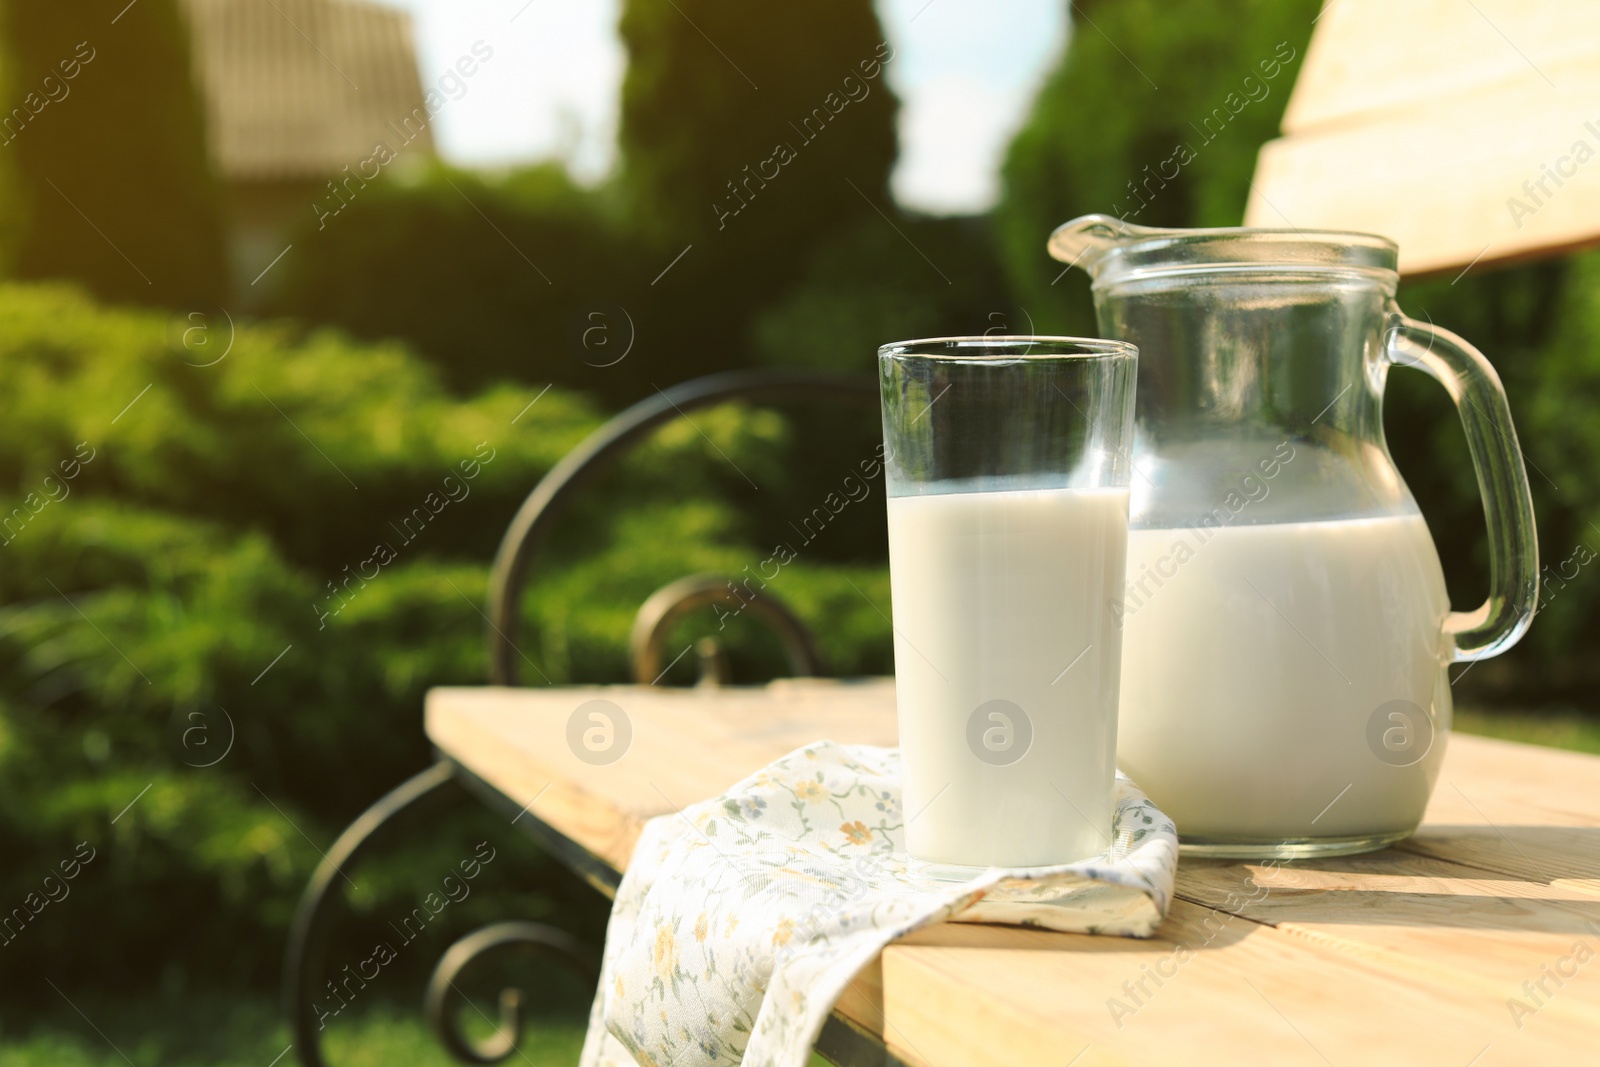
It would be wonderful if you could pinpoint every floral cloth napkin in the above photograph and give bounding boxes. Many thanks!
[579,741,1177,1067]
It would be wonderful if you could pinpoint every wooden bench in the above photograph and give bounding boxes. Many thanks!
[427,677,1600,1065]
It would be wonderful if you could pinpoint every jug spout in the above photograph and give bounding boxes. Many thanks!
[1047,214,1169,278]
[1047,213,1400,287]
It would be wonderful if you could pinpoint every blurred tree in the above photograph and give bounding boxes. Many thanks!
[549,0,902,387]
[270,0,901,397]
[0,0,228,308]
[752,215,1017,374]
[264,162,635,397]
[994,0,1321,331]
[616,0,899,298]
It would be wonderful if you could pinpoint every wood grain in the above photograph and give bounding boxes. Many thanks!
[1177,853,1600,1024]
[427,681,1600,1064]
[1408,732,1600,892]
[1248,0,1600,273]
[883,903,1599,1066]
[1283,1,1600,135]
[425,679,899,873]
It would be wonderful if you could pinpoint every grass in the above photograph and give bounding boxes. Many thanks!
[0,992,837,1067]
[0,993,586,1067]
[3,705,1593,1066]
[1453,704,1600,756]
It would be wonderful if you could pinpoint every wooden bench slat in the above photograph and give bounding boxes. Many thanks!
[425,681,1600,1063]
[425,680,900,873]
[1406,732,1600,890]
[1177,853,1600,1025]
[1280,0,1600,135]
[1247,0,1600,274]
[1247,78,1600,275]
[881,902,1599,1066]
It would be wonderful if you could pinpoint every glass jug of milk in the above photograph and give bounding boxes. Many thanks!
[1050,215,1540,858]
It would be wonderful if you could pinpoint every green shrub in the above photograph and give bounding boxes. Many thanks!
[0,283,892,991]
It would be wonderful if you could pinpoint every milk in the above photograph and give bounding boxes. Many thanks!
[1117,514,1451,842]
[887,486,1129,867]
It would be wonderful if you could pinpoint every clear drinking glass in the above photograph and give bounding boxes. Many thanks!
[879,336,1138,869]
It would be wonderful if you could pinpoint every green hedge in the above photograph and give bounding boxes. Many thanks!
[0,284,892,988]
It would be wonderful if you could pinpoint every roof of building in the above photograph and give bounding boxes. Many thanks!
[183,0,435,182]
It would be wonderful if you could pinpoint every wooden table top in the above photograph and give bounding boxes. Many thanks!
[426,678,1600,1066]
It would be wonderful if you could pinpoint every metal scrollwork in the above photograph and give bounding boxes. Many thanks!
[424,921,599,1064]
[629,573,824,686]
[487,370,876,686]
[286,763,460,1067]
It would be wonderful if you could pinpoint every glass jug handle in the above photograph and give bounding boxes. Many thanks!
[1383,309,1539,662]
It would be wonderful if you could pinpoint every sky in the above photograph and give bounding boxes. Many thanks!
[377,0,1069,215]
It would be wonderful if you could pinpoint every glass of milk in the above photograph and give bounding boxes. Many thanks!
[879,336,1137,870]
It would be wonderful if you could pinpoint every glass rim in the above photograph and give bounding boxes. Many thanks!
[877,335,1138,362]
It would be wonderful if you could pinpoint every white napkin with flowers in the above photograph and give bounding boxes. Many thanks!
[579,741,1177,1067]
